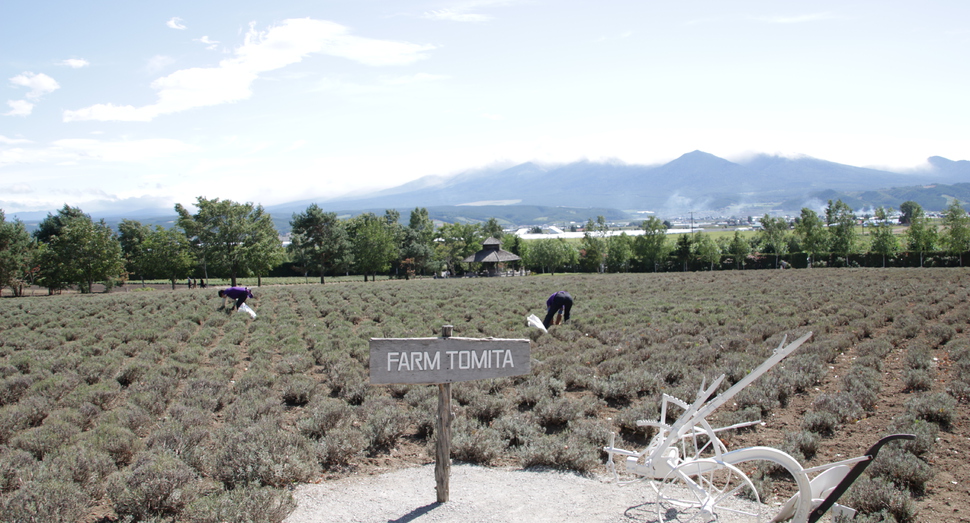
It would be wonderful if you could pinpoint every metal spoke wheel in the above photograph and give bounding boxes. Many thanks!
[656,459,778,522]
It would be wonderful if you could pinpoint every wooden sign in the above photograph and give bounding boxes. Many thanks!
[369,336,531,385]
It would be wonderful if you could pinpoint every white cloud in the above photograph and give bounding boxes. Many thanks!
[423,9,493,22]
[145,55,177,74]
[167,17,186,30]
[60,59,89,69]
[10,72,60,100]
[51,138,199,162]
[752,13,838,24]
[4,100,33,117]
[64,18,435,123]
[4,184,32,194]
[286,140,307,151]
[196,36,219,50]
[0,135,32,145]
[0,137,198,168]
[379,73,449,85]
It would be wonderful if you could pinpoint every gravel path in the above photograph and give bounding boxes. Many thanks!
[283,464,664,523]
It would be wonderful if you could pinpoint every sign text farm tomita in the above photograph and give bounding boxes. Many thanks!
[369,336,531,385]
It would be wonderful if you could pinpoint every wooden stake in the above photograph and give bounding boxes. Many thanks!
[435,382,452,503]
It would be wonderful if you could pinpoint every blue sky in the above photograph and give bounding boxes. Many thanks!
[2,1,969,215]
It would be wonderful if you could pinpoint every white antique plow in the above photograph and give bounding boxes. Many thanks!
[603,332,914,522]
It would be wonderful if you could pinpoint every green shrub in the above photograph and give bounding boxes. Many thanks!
[280,374,317,407]
[208,420,318,488]
[451,417,504,465]
[782,430,820,460]
[0,479,92,523]
[902,368,934,392]
[297,397,355,440]
[40,443,117,497]
[867,447,933,495]
[74,423,142,467]
[9,419,80,460]
[842,476,916,522]
[905,392,957,429]
[106,449,200,520]
[361,396,411,455]
[801,410,839,435]
[0,447,37,492]
[518,433,600,474]
[182,484,296,523]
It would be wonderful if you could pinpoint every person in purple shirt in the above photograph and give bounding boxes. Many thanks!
[218,286,254,312]
[543,291,573,329]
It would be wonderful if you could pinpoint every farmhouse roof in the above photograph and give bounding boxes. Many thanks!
[462,237,521,263]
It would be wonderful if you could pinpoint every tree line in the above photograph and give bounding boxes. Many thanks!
[1,197,968,296]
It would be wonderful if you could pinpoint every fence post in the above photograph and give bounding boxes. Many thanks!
[435,324,454,503]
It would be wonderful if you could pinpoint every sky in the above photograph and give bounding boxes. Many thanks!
[2,0,970,216]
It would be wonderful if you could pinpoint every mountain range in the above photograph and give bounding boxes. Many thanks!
[266,151,970,221]
[12,151,970,232]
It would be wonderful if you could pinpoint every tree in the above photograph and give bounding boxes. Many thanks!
[400,208,437,278]
[118,219,151,283]
[794,208,826,268]
[673,233,693,271]
[347,213,399,281]
[827,199,858,264]
[526,238,577,275]
[942,200,970,266]
[289,204,351,284]
[142,226,195,289]
[899,201,921,226]
[35,206,124,293]
[758,215,789,268]
[0,210,38,296]
[435,222,481,275]
[176,198,283,287]
[694,232,721,271]
[482,217,504,240]
[728,231,750,269]
[605,233,633,272]
[633,217,669,272]
[905,203,937,267]
[579,216,607,273]
[869,207,899,268]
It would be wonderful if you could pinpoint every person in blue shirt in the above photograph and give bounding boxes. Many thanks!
[218,286,254,312]
[543,291,573,328]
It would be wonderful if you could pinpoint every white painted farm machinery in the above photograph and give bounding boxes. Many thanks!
[603,332,915,522]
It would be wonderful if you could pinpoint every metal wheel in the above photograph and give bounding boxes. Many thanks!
[656,459,773,522]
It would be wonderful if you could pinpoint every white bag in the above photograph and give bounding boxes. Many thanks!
[239,303,257,318]
[527,314,547,333]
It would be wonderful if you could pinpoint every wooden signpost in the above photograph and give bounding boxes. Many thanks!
[369,325,531,503]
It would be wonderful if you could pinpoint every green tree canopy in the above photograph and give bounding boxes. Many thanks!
[401,207,437,277]
[35,206,124,293]
[905,202,937,267]
[869,206,899,268]
[0,210,38,296]
[827,199,858,262]
[727,230,750,269]
[176,197,283,287]
[633,216,669,272]
[757,214,790,268]
[435,222,481,275]
[942,200,970,266]
[525,238,577,275]
[347,212,399,281]
[289,204,351,284]
[694,232,721,271]
[142,226,195,289]
[794,208,827,267]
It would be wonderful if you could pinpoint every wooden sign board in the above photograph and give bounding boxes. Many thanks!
[369,336,531,385]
